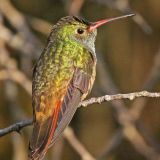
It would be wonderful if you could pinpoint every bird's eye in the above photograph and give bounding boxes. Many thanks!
[77,28,84,34]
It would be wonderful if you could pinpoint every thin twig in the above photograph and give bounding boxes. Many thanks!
[79,91,160,107]
[0,120,32,137]
[0,91,159,137]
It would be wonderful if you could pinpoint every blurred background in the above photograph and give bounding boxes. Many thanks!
[0,0,160,160]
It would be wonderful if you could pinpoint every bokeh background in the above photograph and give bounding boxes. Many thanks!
[0,0,160,160]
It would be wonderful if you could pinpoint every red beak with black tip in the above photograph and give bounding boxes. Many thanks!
[88,13,135,32]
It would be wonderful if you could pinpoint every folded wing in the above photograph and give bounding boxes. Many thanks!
[29,68,91,160]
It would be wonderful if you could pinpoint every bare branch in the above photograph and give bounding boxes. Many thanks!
[0,120,32,137]
[79,91,160,107]
[0,91,159,137]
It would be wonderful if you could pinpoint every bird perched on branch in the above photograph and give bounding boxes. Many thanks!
[29,14,134,160]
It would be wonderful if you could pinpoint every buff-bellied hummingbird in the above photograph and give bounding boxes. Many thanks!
[29,13,134,160]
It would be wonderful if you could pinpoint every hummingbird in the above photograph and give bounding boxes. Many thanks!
[29,13,134,160]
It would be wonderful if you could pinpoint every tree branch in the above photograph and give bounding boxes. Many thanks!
[79,91,160,107]
[0,120,32,137]
[0,91,159,137]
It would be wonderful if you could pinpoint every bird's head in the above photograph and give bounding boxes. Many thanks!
[50,14,135,52]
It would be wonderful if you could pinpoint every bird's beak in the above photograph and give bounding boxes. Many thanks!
[88,13,135,32]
